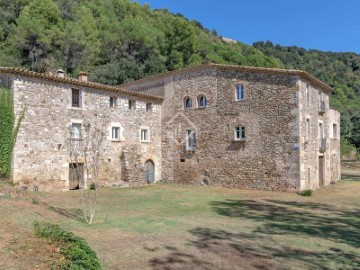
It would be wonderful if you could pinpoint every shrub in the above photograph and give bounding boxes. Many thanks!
[89,182,96,190]
[33,222,101,270]
[299,189,313,196]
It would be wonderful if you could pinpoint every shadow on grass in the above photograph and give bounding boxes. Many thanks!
[47,206,86,223]
[210,199,360,249]
[149,227,274,270]
[149,199,360,270]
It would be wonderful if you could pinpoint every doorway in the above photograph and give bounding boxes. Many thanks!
[318,157,325,187]
[69,163,84,190]
[145,160,155,184]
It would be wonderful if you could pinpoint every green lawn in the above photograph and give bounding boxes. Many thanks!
[0,179,359,269]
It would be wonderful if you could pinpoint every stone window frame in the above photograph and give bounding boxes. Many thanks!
[235,84,245,101]
[332,123,338,140]
[71,88,83,109]
[128,99,136,110]
[231,80,248,102]
[109,96,118,108]
[146,102,153,112]
[305,84,310,108]
[234,126,246,141]
[184,96,193,109]
[305,117,310,143]
[140,126,150,143]
[108,122,124,142]
[197,94,207,108]
[186,129,196,151]
[69,119,83,140]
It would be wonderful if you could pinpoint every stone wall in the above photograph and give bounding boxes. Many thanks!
[298,79,341,189]
[6,73,162,191]
[126,67,302,191]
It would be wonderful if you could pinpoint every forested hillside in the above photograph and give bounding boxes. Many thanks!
[0,0,359,154]
[0,0,281,85]
[254,41,360,155]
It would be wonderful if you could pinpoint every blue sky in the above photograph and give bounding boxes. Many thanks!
[136,0,360,54]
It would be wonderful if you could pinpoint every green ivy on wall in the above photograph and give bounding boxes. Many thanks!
[0,87,24,178]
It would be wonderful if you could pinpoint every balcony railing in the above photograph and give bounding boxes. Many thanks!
[319,138,327,153]
[319,101,327,115]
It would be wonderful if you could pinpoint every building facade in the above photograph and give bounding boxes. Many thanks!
[122,64,341,191]
[0,64,340,191]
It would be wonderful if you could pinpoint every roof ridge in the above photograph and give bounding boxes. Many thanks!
[0,67,163,100]
[120,63,333,92]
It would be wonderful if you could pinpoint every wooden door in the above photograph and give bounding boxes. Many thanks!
[145,160,155,184]
[318,157,324,187]
[69,163,84,190]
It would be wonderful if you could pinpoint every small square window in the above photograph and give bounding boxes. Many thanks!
[235,126,245,140]
[141,129,149,142]
[235,85,244,101]
[146,103,152,112]
[71,123,81,139]
[72,89,81,108]
[112,127,120,140]
[129,100,136,110]
[110,97,117,108]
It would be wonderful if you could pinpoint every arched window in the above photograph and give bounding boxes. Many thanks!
[184,97,192,109]
[197,95,207,108]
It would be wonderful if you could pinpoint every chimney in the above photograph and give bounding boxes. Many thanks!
[56,69,65,78]
[79,71,88,82]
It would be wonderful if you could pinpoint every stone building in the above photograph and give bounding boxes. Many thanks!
[0,64,340,191]
[0,68,162,191]
[121,64,341,191]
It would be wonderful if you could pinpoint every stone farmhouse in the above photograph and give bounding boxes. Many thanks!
[0,64,340,191]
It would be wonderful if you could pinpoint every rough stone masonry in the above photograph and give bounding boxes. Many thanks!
[0,64,340,191]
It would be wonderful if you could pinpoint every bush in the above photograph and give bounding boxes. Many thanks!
[89,183,96,190]
[33,222,101,270]
[299,189,313,196]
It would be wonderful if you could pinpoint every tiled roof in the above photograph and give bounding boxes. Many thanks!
[120,63,333,92]
[0,67,163,101]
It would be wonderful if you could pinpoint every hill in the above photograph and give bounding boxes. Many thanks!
[0,0,281,84]
[254,41,360,155]
[0,0,358,153]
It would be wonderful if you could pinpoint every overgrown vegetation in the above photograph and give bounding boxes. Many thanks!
[299,189,313,196]
[1,0,359,153]
[254,41,360,153]
[33,222,101,270]
[0,0,281,85]
[0,87,24,178]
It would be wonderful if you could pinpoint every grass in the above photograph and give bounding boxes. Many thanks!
[0,179,359,269]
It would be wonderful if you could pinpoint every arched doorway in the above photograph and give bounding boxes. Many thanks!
[145,160,155,184]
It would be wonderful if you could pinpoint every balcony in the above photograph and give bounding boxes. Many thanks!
[319,138,327,153]
[319,100,327,115]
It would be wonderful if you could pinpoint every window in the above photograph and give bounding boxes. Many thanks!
[235,84,244,101]
[333,123,337,139]
[184,97,192,109]
[146,103,152,112]
[319,122,324,146]
[128,100,136,110]
[72,89,81,108]
[235,126,245,141]
[186,130,196,150]
[112,127,120,140]
[141,128,149,142]
[305,119,310,142]
[305,85,310,107]
[110,97,117,108]
[71,123,81,139]
[197,95,207,108]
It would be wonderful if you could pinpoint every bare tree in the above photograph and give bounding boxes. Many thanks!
[67,121,106,224]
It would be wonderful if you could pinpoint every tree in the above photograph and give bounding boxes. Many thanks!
[67,121,106,224]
